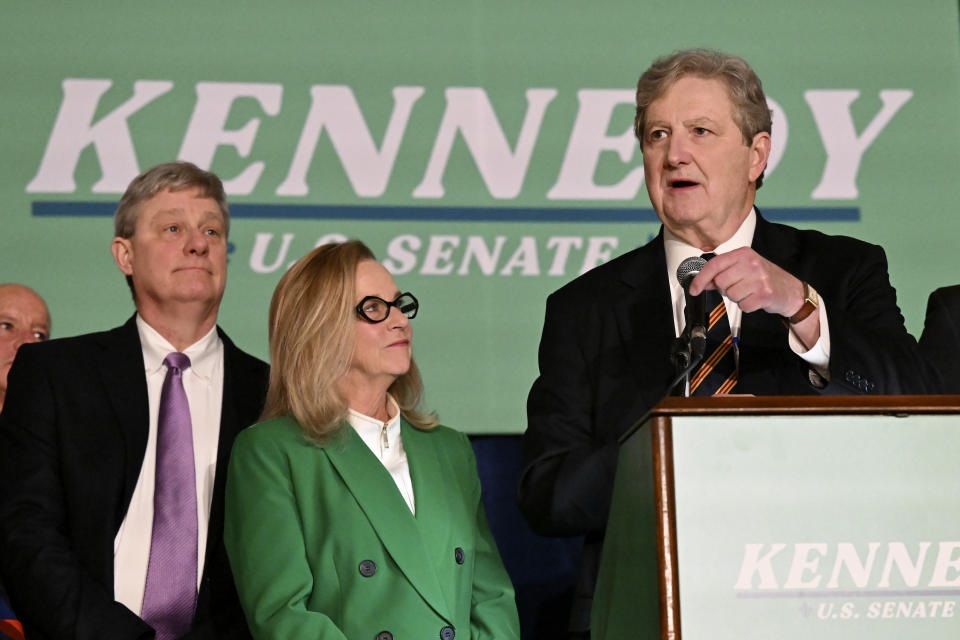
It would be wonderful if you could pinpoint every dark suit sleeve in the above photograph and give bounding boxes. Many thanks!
[0,347,153,640]
[918,287,960,393]
[517,290,619,538]
[812,241,938,395]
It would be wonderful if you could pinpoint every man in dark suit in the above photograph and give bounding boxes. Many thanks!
[518,49,935,636]
[919,285,960,393]
[0,162,268,639]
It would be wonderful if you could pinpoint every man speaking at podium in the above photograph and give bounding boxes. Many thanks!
[518,49,935,637]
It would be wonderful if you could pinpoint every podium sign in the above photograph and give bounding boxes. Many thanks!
[593,397,960,639]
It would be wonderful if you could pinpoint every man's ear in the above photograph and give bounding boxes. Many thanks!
[111,237,134,276]
[749,131,772,183]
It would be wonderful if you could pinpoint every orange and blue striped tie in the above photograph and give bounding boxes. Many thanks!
[691,257,738,396]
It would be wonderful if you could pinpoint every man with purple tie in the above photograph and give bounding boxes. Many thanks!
[0,162,268,639]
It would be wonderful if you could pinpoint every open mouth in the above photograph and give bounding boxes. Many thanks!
[670,179,699,189]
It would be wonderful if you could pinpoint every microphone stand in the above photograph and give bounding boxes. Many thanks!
[620,330,705,444]
[666,330,703,397]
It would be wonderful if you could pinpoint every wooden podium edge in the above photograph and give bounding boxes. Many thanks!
[650,394,960,416]
[652,414,681,640]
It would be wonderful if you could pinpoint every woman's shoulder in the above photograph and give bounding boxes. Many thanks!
[236,414,308,448]
[403,420,474,459]
[405,420,465,441]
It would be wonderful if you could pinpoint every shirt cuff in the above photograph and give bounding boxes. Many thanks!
[788,289,831,381]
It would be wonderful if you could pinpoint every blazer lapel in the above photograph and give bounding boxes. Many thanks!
[323,425,451,621]
[402,422,462,615]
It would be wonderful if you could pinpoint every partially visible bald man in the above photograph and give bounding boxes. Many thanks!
[0,283,50,623]
[0,284,50,414]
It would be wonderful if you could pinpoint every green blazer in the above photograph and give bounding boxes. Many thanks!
[224,416,520,640]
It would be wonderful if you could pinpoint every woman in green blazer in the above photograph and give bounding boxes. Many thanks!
[224,241,520,640]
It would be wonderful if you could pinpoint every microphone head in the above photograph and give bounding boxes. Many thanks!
[676,256,707,288]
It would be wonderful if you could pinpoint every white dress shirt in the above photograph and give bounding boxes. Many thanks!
[348,395,416,515]
[663,208,831,378]
[114,315,224,614]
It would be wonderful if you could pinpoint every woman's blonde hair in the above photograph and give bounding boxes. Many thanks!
[260,240,436,443]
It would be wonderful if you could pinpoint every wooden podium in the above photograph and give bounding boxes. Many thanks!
[591,396,960,640]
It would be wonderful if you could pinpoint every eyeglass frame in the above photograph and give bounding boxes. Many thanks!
[354,292,419,323]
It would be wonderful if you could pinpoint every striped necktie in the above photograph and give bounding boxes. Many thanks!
[690,254,738,395]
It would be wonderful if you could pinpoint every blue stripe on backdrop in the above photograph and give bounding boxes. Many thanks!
[32,201,860,223]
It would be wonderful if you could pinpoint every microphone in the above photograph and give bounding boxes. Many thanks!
[677,256,708,361]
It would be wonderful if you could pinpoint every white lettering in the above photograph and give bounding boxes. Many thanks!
[383,234,421,275]
[806,89,912,198]
[546,236,583,276]
[249,232,295,274]
[734,543,786,589]
[277,85,424,197]
[879,542,930,587]
[784,542,827,588]
[765,97,788,178]
[414,88,557,199]
[421,235,461,275]
[580,237,618,273]
[27,79,173,193]
[458,236,507,275]
[178,82,283,195]
[827,542,879,588]
[499,236,540,275]
[930,541,960,587]
[547,90,643,200]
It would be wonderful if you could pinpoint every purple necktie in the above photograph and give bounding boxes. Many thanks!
[141,352,198,640]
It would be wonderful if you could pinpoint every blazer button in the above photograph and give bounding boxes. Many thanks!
[375,632,393,640]
[439,626,455,640]
[454,547,465,564]
[359,560,377,577]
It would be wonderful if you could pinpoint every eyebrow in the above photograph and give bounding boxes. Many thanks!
[683,116,722,128]
[0,313,48,328]
[151,209,224,223]
[360,290,402,301]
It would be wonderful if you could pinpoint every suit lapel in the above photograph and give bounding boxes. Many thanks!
[92,316,150,514]
[203,330,264,582]
[613,233,678,405]
[323,424,451,621]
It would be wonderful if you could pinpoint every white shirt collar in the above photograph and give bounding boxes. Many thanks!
[663,208,757,283]
[347,394,401,434]
[136,314,221,380]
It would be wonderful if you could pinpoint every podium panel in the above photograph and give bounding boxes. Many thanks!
[593,398,960,639]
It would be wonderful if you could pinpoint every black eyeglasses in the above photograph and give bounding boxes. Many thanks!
[355,292,419,323]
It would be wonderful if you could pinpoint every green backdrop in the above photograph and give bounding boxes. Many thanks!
[3,1,959,432]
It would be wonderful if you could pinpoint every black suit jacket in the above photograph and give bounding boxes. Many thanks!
[919,285,960,393]
[518,212,936,632]
[0,316,268,640]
